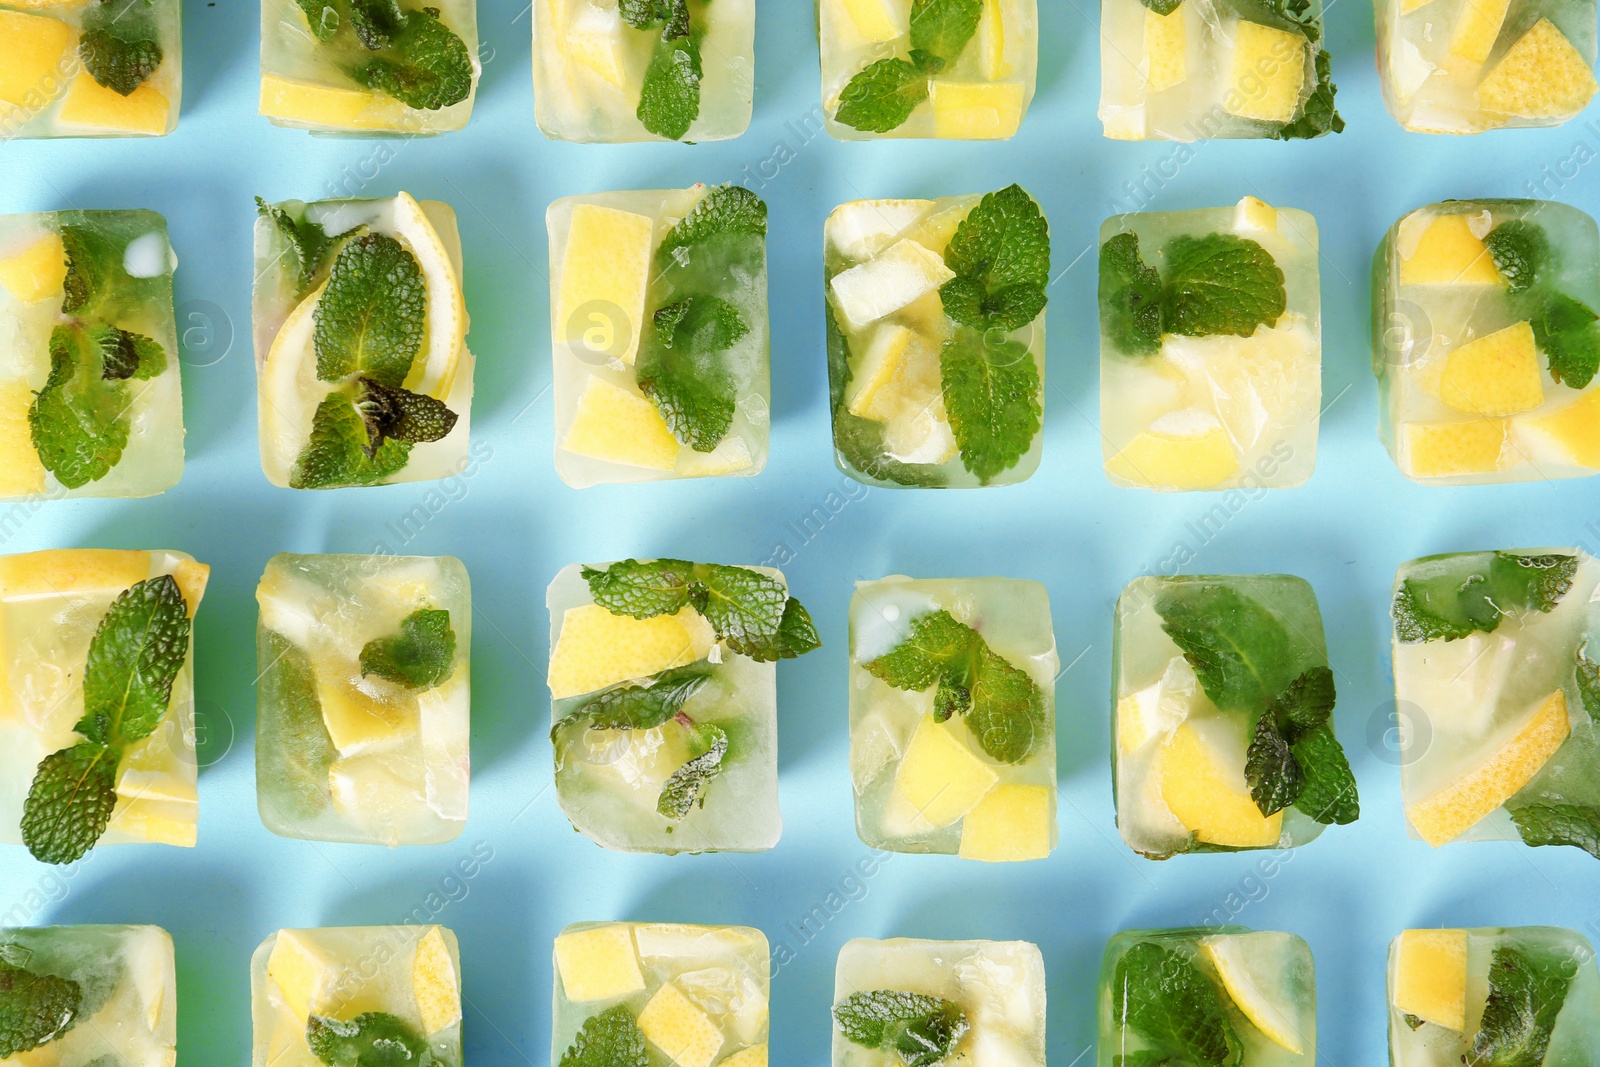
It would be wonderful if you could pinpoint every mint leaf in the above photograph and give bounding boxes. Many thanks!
[691,564,789,654]
[939,184,1050,331]
[29,325,131,490]
[1161,234,1286,338]
[714,595,821,663]
[1274,665,1335,740]
[1577,651,1600,721]
[1485,221,1550,293]
[865,610,978,691]
[835,52,942,133]
[1272,48,1343,140]
[1112,942,1241,1067]
[89,325,164,382]
[79,0,163,97]
[1394,552,1578,643]
[637,28,701,141]
[620,0,675,27]
[306,1011,436,1067]
[59,225,114,316]
[20,742,119,866]
[1508,802,1600,860]
[908,0,982,64]
[296,0,341,39]
[360,608,456,689]
[256,198,334,296]
[582,558,697,618]
[314,234,425,387]
[657,723,728,818]
[1154,583,1293,713]
[348,0,404,49]
[636,297,746,451]
[1139,0,1182,13]
[290,389,413,489]
[1245,713,1303,816]
[656,186,767,266]
[833,990,969,1067]
[1248,668,1347,818]
[352,7,474,111]
[939,328,1041,484]
[1521,288,1600,389]
[1291,723,1359,824]
[0,959,83,1056]
[560,1005,647,1067]
[565,663,712,731]
[966,646,1046,764]
[83,574,192,742]
[355,377,459,454]
[652,295,749,353]
[258,630,336,820]
[1466,946,1572,1067]
[1099,231,1164,356]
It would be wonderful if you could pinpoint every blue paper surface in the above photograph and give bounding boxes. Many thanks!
[3,1,1600,1063]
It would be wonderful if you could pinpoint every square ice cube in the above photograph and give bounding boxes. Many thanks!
[1377,0,1597,133]
[1391,548,1600,853]
[1388,926,1600,1064]
[1113,574,1359,858]
[0,210,183,500]
[848,576,1057,860]
[1099,0,1341,140]
[1099,197,1321,491]
[0,0,181,139]
[818,0,1038,139]
[252,193,475,490]
[832,937,1046,1067]
[552,922,769,1067]
[251,925,463,1067]
[1100,927,1316,1065]
[0,924,177,1065]
[0,550,206,860]
[1373,200,1600,483]
[260,0,478,133]
[533,0,753,142]
[255,552,470,846]
[825,187,1048,488]
[548,186,770,487]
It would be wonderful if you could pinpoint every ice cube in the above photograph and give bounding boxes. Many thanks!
[252,193,475,490]
[1100,198,1321,491]
[548,186,770,488]
[1113,574,1357,858]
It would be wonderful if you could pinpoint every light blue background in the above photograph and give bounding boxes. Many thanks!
[2,0,1600,1063]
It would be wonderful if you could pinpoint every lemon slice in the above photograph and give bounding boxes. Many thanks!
[259,282,331,487]
[392,193,467,401]
[1201,932,1306,1053]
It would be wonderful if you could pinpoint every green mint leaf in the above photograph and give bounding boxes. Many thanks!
[59,225,114,316]
[352,7,474,110]
[865,609,981,691]
[84,574,192,742]
[348,0,405,49]
[939,328,1041,484]
[933,677,971,721]
[1291,723,1359,824]
[637,299,744,452]
[1244,713,1303,816]
[652,295,749,353]
[355,377,459,454]
[908,0,982,63]
[295,0,341,39]
[1161,234,1286,338]
[691,564,789,654]
[1113,942,1241,1067]
[290,389,412,489]
[583,561,818,660]
[1393,552,1578,643]
[29,325,131,490]
[582,559,697,619]
[1402,1012,1426,1031]
[1099,231,1164,356]
[1466,946,1572,1067]
[567,663,712,731]
[720,596,822,663]
[314,233,426,387]
[1271,48,1343,140]
[1521,287,1600,389]
[1485,221,1550,293]
[943,184,1051,292]
[258,630,336,820]
[560,1005,648,1067]
[1273,665,1336,742]
[1154,583,1294,713]
[78,0,163,99]
[359,608,456,690]
[1577,651,1600,722]
[306,1011,435,1067]
[835,54,939,134]
[256,197,334,296]
[637,34,701,140]
[0,960,83,1056]
[657,724,728,819]
[89,325,164,382]
[1138,0,1182,13]
[619,0,674,28]
[833,990,969,1067]
[966,646,1045,764]
[656,186,768,267]
[20,742,119,866]
[1508,802,1600,859]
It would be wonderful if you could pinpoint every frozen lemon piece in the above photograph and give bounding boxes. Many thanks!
[1392,928,1468,1030]
[1451,0,1511,62]
[1234,195,1277,234]
[1106,411,1240,490]
[172,558,210,616]
[562,377,681,471]
[260,74,404,129]
[0,10,74,108]
[556,204,654,366]
[564,5,631,89]
[1399,213,1502,285]
[1117,656,1197,756]
[393,193,467,402]
[1438,322,1543,416]
[0,232,66,302]
[908,204,972,255]
[637,981,725,1067]
[1518,388,1600,467]
[1145,8,1188,92]
[0,380,46,497]
[1408,689,1571,845]
[928,80,1026,139]
[836,0,902,42]
[830,239,956,332]
[721,1047,768,1067]
[57,74,170,135]
[889,715,1000,830]
[957,784,1053,861]
[116,769,197,805]
[846,324,914,419]
[1156,719,1283,847]
[1224,21,1306,123]
[678,436,753,476]
[1477,18,1599,118]
[1201,933,1304,1053]
[554,925,645,1001]
[107,795,197,847]
[413,927,461,1034]
[1399,419,1508,478]
[828,200,932,261]
[548,603,715,699]
[977,0,1008,79]
[0,548,151,597]
[267,931,338,1023]
[882,397,959,465]
[318,673,414,753]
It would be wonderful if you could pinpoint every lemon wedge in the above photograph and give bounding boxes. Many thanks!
[1200,932,1307,1053]
[394,193,466,401]
[259,282,330,487]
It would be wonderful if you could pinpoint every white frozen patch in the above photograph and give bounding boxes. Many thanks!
[308,199,388,238]
[123,232,174,278]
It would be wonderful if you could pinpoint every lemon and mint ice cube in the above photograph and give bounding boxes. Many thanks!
[1098,0,1342,140]
[819,0,1037,139]
[832,937,1046,1067]
[549,186,769,487]
[1113,574,1359,859]
[1373,200,1600,483]
[0,924,177,1066]
[260,0,478,133]
[0,0,180,138]
[0,549,206,863]
[1099,197,1321,491]
[1100,928,1315,1066]
[253,193,474,490]
[826,185,1048,488]
[1378,0,1597,133]
[546,559,819,854]
[1392,549,1600,859]
[849,576,1057,861]
[252,925,462,1067]
[1388,926,1600,1066]
[0,210,183,500]
[552,922,769,1067]
[255,553,469,846]
[533,0,752,142]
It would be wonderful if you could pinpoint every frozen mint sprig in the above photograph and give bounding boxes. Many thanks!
[656,723,728,818]
[1466,945,1572,1066]
[1098,231,1285,355]
[315,233,426,388]
[258,630,337,820]
[834,0,981,133]
[636,296,745,451]
[1113,942,1242,1067]
[307,1011,438,1067]
[656,186,767,266]
[940,329,1041,484]
[294,0,472,110]
[290,389,413,489]
[560,1005,648,1067]
[939,184,1050,332]
[624,0,701,140]
[561,664,713,732]
[360,607,456,689]
[1393,552,1578,644]
[1263,0,1343,140]
[29,326,134,490]
[256,198,335,298]
[0,954,83,1057]
[1482,219,1600,388]
[834,989,969,1067]
[79,0,164,97]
